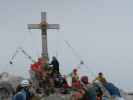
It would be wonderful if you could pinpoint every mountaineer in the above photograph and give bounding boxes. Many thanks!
[12,80,32,100]
[71,69,80,89]
[50,56,60,74]
[80,76,97,100]
[94,72,107,85]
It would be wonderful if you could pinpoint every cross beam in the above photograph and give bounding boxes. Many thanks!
[27,12,60,60]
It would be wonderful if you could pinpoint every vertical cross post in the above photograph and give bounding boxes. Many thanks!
[41,12,48,59]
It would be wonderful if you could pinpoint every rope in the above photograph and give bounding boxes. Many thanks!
[64,40,82,62]
[19,47,35,63]
[63,40,94,77]
[9,47,20,64]
[8,29,33,64]
[8,30,36,65]
[57,30,83,64]
[9,47,35,65]
[57,31,95,78]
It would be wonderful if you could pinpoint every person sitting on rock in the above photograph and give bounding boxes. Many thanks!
[94,72,107,85]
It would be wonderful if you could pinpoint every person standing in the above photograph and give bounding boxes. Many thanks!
[50,56,60,74]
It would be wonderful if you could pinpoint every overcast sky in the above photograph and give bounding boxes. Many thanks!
[0,0,133,91]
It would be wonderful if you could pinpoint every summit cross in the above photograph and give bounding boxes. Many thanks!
[27,12,60,60]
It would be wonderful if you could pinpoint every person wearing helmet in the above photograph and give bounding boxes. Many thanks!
[12,80,32,100]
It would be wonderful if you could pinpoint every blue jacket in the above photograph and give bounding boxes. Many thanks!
[12,89,27,100]
[104,82,121,97]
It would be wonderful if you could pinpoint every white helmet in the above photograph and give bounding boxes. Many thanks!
[20,80,30,87]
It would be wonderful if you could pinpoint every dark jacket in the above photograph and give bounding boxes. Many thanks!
[51,59,59,72]
[81,85,97,100]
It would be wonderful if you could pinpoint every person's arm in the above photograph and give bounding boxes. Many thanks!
[49,61,54,66]
[92,77,98,83]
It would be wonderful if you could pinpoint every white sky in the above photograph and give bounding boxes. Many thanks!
[0,0,133,91]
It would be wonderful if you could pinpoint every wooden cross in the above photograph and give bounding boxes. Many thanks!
[27,12,60,60]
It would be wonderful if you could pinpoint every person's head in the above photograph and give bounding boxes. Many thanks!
[20,79,30,89]
[38,57,47,65]
[80,76,89,85]
[52,56,56,60]
[73,69,78,73]
[98,72,103,76]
